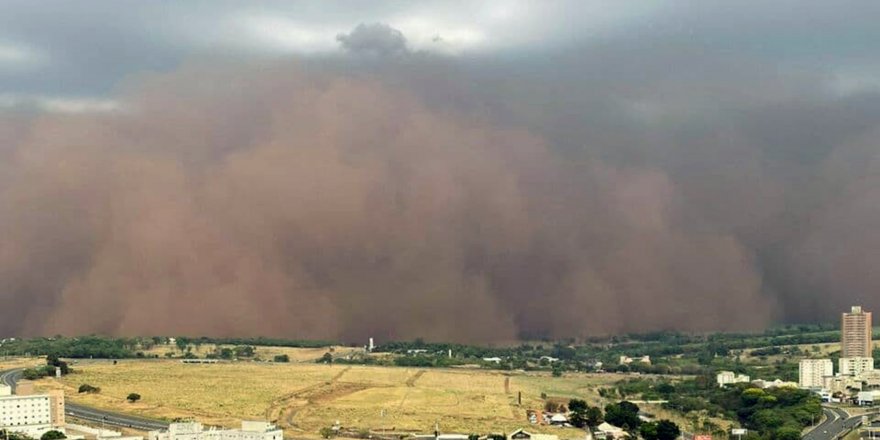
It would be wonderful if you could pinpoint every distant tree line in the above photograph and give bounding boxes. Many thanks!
[174,336,334,349]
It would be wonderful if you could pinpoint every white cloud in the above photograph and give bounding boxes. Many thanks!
[0,41,44,69]
[231,14,340,54]
[0,94,122,114]
[827,65,880,97]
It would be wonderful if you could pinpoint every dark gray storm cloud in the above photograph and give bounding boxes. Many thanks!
[337,23,408,56]
[2,1,880,341]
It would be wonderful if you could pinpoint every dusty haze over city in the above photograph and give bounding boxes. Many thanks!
[1,1,880,342]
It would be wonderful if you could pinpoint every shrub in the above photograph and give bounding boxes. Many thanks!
[78,384,100,393]
[41,431,66,440]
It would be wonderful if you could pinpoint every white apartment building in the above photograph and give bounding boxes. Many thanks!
[149,421,282,440]
[799,359,834,388]
[0,391,64,438]
[840,357,875,377]
[716,371,750,387]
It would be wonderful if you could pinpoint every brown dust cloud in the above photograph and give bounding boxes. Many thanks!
[2,53,880,343]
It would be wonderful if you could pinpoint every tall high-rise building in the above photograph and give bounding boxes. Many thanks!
[842,306,873,358]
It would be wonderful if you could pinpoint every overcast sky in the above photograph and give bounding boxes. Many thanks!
[2,0,880,112]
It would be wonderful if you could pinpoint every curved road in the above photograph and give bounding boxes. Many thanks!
[1,368,169,431]
[804,407,863,440]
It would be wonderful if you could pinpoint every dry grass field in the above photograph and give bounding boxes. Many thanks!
[39,359,630,438]
[0,357,45,371]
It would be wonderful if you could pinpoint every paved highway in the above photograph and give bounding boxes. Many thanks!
[804,407,863,440]
[65,402,170,431]
[1,368,169,431]
[0,368,21,392]
[661,406,858,440]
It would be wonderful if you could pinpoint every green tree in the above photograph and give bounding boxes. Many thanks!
[234,345,255,358]
[774,427,801,440]
[568,399,589,428]
[640,422,659,440]
[320,352,333,364]
[585,406,604,428]
[41,431,66,440]
[45,355,69,375]
[319,427,334,439]
[274,354,290,363]
[604,401,641,431]
[655,420,681,440]
[126,393,141,403]
[657,383,676,395]
[22,368,43,380]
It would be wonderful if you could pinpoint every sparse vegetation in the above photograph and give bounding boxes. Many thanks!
[51,358,628,435]
[0,430,33,440]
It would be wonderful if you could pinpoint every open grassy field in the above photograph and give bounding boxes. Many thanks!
[0,357,45,371]
[39,359,631,438]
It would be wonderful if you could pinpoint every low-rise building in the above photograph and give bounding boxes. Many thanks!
[716,371,750,387]
[507,428,559,440]
[751,379,797,389]
[823,375,861,394]
[857,390,880,406]
[65,422,141,440]
[0,388,66,438]
[548,414,567,426]
[619,356,650,365]
[840,357,875,377]
[860,370,880,388]
[594,422,628,439]
[148,422,282,440]
[799,359,833,389]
